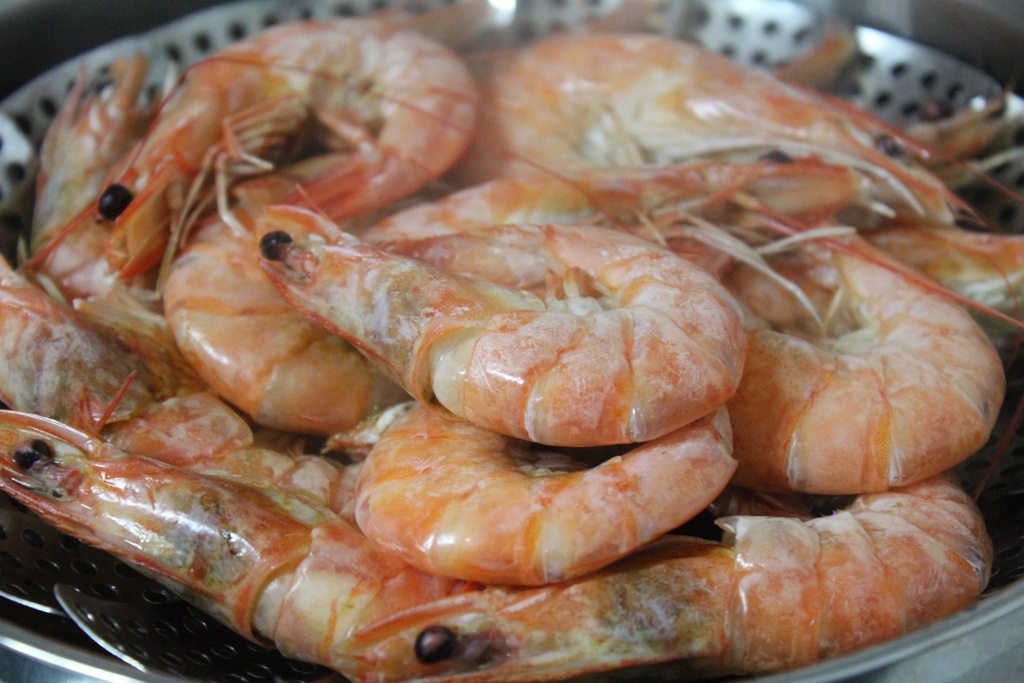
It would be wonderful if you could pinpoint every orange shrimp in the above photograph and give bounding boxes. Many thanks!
[163,159,409,437]
[25,53,157,302]
[0,252,370,520]
[259,205,747,447]
[454,32,964,227]
[354,403,735,585]
[0,411,467,681]
[0,411,990,681]
[85,17,478,279]
[347,474,990,681]
[725,235,1006,494]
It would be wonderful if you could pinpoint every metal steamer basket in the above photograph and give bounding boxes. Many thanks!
[0,0,1023,681]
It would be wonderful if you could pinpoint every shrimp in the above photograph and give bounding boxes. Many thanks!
[866,224,1024,342]
[163,160,409,437]
[355,403,735,585]
[0,410,468,681]
[0,256,202,429]
[84,18,478,279]
[725,235,1006,494]
[0,410,990,681]
[258,205,748,447]
[344,474,990,681]
[453,32,964,227]
[25,53,158,302]
[0,249,371,519]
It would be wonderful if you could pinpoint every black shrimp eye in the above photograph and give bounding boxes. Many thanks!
[13,439,54,471]
[98,183,134,220]
[874,133,905,158]
[415,625,459,664]
[259,230,294,262]
[759,149,794,164]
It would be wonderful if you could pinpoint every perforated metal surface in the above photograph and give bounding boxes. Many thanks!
[0,1,1022,682]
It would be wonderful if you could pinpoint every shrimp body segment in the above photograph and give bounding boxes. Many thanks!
[726,237,1005,494]
[355,403,736,585]
[99,18,479,277]
[259,206,748,447]
[456,33,959,226]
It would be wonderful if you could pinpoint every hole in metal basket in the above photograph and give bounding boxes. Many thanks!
[19,528,44,548]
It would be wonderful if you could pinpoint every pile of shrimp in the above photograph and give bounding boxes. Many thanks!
[1,1,1021,681]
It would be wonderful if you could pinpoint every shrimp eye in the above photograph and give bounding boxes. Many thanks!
[759,150,794,163]
[98,183,134,220]
[259,230,294,262]
[13,439,54,470]
[414,625,459,664]
[874,134,905,158]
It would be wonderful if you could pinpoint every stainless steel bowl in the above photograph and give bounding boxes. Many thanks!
[1,1,1023,681]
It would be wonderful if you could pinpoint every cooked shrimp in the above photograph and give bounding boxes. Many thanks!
[25,53,157,302]
[347,474,990,681]
[0,411,990,681]
[163,161,408,437]
[725,235,1005,494]
[84,18,477,279]
[259,206,747,447]
[866,224,1024,342]
[355,403,735,585]
[0,256,202,429]
[0,411,467,681]
[0,257,380,527]
[454,32,963,227]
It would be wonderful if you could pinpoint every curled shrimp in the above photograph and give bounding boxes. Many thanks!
[354,403,735,585]
[0,410,990,681]
[725,235,1006,494]
[85,18,478,279]
[454,32,964,227]
[163,160,409,437]
[258,205,747,447]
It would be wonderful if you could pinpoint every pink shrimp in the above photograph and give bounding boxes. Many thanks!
[354,402,735,585]
[453,32,965,227]
[724,235,1006,494]
[0,410,467,681]
[0,410,990,681]
[25,53,158,302]
[0,251,367,518]
[347,474,990,681]
[258,205,747,447]
[163,159,409,437]
[78,17,477,279]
